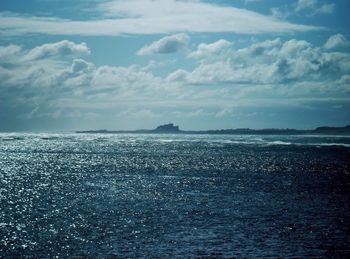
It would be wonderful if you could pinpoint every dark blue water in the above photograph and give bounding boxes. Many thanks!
[1,133,350,257]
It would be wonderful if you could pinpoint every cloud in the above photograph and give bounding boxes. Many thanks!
[324,34,350,50]
[25,40,90,60]
[0,40,89,66]
[270,0,334,20]
[0,0,320,36]
[336,74,350,85]
[170,38,350,85]
[335,75,350,92]
[270,7,290,19]
[189,39,232,59]
[1,39,350,127]
[314,3,335,14]
[0,41,91,93]
[137,33,189,55]
[296,0,318,11]
[0,41,179,122]
[295,0,335,15]
[58,59,95,89]
[70,59,94,74]
[0,45,23,64]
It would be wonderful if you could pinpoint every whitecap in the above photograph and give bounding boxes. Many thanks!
[265,141,292,146]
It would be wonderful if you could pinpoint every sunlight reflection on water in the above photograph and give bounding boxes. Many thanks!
[0,133,350,257]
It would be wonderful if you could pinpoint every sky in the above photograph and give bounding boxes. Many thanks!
[0,0,350,131]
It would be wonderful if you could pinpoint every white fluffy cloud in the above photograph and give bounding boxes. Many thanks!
[324,34,350,50]
[25,40,90,60]
[1,39,349,123]
[189,40,232,59]
[0,41,91,91]
[171,38,350,85]
[0,40,185,119]
[0,0,319,36]
[0,45,23,64]
[137,34,189,55]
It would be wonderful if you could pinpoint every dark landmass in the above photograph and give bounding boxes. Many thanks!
[76,123,350,135]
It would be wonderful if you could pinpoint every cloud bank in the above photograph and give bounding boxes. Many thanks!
[1,36,349,126]
[0,0,320,36]
[168,38,350,87]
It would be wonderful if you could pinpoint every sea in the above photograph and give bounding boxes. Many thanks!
[1,133,350,258]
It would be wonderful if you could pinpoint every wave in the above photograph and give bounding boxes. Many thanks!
[264,141,292,146]
[0,137,23,141]
[1,133,350,148]
[304,143,350,148]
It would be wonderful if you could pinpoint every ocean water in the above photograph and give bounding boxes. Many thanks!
[0,133,350,258]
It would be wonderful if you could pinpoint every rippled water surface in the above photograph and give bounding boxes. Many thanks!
[1,133,350,257]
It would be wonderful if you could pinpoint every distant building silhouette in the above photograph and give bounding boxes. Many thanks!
[154,123,180,133]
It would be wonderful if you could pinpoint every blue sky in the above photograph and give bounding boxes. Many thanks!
[0,0,349,131]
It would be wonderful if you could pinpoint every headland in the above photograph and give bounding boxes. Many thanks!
[77,123,350,135]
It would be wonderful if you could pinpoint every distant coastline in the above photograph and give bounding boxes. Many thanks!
[77,123,350,135]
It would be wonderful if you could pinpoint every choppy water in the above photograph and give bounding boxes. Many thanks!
[1,133,350,258]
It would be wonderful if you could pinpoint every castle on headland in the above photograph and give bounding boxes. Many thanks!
[153,123,180,133]
[77,124,350,135]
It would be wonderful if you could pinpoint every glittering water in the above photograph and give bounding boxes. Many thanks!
[1,133,350,257]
